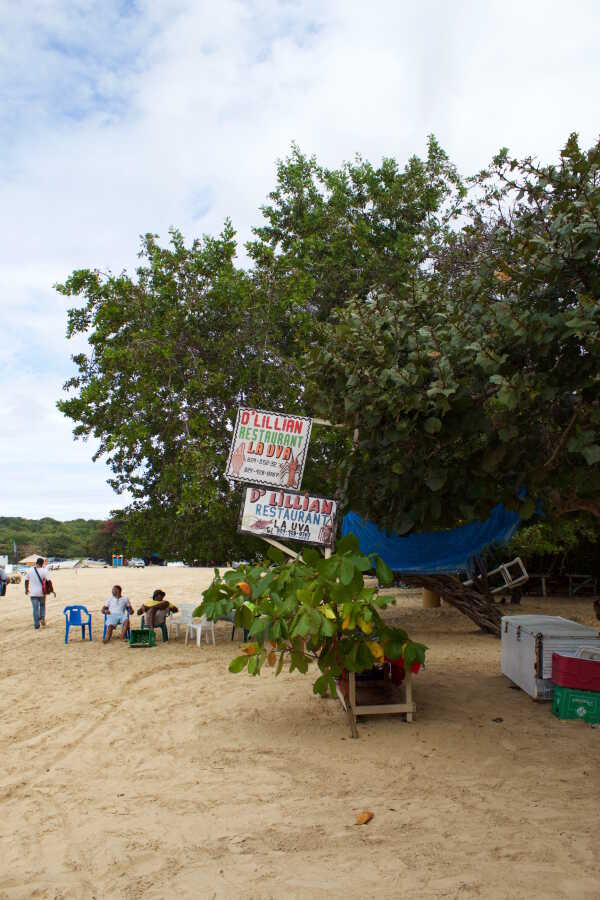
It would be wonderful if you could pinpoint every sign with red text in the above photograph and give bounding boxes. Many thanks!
[225,408,312,489]
[238,486,338,548]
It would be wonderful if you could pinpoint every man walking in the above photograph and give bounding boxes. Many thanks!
[25,557,51,629]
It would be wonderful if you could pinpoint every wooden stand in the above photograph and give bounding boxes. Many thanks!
[336,668,416,738]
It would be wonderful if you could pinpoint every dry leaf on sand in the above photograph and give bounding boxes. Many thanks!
[355,810,374,825]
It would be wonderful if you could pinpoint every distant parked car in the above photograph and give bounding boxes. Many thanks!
[231,560,249,569]
[166,561,185,567]
[128,558,146,568]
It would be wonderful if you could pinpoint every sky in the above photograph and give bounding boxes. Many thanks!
[1,0,599,521]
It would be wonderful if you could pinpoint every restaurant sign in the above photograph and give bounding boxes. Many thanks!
[238,486,338,549]
[226,408,312,489]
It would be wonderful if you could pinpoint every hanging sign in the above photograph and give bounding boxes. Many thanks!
[238,486,338,549]
[226,408,312,489]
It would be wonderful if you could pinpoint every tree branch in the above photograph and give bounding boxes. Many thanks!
[543,409,578,470]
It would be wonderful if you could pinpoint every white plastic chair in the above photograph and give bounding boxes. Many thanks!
[168,602,216,647]
[187,616,216,647]
[168,603,196,640]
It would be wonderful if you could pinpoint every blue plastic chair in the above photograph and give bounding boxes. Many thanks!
[63,605,92,643]
[103,612,130,640]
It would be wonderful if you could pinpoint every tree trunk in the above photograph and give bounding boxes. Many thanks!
[399,574,503,636]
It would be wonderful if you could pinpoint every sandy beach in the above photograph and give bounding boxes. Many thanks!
[0,567,598,899]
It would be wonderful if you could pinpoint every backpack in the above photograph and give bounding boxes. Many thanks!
[31,567,53,596]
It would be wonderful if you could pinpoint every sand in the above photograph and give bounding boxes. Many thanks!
[0,567,599,900]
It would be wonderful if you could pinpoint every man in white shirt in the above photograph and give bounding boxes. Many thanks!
[102,585,133,643]
[25,557,51,630]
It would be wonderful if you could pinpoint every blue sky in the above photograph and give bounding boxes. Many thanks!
[1,0,599,520]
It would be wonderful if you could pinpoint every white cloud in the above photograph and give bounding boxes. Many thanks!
[1,0,600,518]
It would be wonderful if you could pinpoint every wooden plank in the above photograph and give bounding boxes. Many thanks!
[354,703,415,716]
[261,537,298,559]
[405,670,414,722]
[349,671,357,710]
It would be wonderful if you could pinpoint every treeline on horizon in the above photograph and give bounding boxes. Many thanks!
[54,133,600,567]
[0,516,116,562]
[0,515,244,566]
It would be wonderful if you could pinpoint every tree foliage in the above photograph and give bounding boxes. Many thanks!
[308,134,600,532]
[0,516,116,561]
[58,134,600,568]
[57,224,308,561]
[503,516,600,579]
[248,137,464,321]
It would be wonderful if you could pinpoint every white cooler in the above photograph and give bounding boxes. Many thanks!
[501,615,600,700]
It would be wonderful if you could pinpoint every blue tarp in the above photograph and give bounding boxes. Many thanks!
[341,505,521,574]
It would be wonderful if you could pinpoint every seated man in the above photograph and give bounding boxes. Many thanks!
[102,584,133,643]
[137,589,178,629]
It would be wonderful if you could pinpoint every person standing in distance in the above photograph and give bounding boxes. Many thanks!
[25,557,52,629]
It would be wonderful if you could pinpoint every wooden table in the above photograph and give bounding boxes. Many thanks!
[527,573,598,597]
[336,668,415,738]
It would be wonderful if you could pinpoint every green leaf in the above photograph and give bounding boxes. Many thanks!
[292,614,311,637]
[582,445,600,465]
[424,417,442,434]
[336,533,360,554]
[315,557,338,578]
[253,571,276,598]
[240,604,254,630]
[302,547,321,566]
[375,555,394,587]
[249,618,267,637]
[519,498,536,520]
[340,556,355,585]
[312,674,329,696]
[352,554,372,572]
[383,637,405,659]
[268,546,285,564]
[320,617,337,637]
[424,471,447,492]
[229,656,248,673]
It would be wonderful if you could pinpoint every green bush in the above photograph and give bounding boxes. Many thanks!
[195,534,427,697]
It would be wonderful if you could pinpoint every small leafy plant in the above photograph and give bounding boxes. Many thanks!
[194,534,427,697]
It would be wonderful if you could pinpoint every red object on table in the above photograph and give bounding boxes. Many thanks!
[387,657,421,685]
[337,659,421,692]
[552,652,600,692]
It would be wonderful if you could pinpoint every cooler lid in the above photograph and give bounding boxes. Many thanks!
[501,615,599,638]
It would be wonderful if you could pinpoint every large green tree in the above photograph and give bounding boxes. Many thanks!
[58,135,599,603]
[58,139,457,559]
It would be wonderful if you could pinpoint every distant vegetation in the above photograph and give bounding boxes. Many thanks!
[0,517,116,562]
